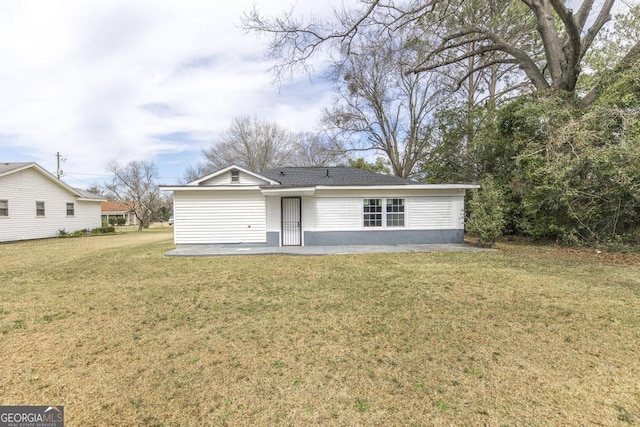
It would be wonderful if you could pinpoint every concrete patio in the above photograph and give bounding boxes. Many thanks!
[165,243,488,257]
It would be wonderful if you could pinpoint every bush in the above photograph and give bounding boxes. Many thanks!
[467,175,506,247]
[91,226,116,235]
[58,228,93,238]
[108,217,126,226]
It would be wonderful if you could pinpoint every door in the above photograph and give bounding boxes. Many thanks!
[281,197,302,246]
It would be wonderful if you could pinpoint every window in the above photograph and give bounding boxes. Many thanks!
[36,201,45,217]
[0,200,7,216]
[386,198,405,227]
[231,170,240,182]
[66,202,75,216]
[363,198,382,227]
[363,198,405,228]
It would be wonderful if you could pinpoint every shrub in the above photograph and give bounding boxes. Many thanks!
[91,226,116,235]
[467,175,506,247]
[108,217,126,226]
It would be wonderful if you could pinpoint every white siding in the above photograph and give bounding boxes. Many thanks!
[409,196,463,229]
[199,170,269,186]
[312,198,362,231]
[265,197,280,233]
[309,194,464,232]
[173,190,266,244]
[0,168,102,242]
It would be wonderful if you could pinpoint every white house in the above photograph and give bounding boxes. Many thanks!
[161,165,479,247]
[0,162,104,242]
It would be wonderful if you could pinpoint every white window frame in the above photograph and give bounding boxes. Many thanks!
[0,199,8,217]
[231,170,240,183]
[385,198,405,227]
[66,202,75,217]
[36,201,45,217]
[362,198,406,229]
[363,198,383,227]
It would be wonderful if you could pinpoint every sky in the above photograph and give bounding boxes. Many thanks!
[0,0,338,188]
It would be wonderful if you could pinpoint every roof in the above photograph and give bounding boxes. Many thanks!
[189,164,280,186]
[262,167,414,187]
[159,165,479,192]
[101,201,134,212]
[0,162,33,175]
[75,188,104,200]
[0,162,105,201]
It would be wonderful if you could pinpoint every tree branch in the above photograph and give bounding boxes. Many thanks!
[575,0,595,29]
[581,39,640,108]
[549,0,582,90]
[579,0,615,60]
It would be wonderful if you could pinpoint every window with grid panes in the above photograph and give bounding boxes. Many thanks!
[0,200,7,216]
[66,202,75,216]
[363,198,382,227]
[386,198,405,227]
[36,201,45,216]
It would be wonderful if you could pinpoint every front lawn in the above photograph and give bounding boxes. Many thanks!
[0,229,638,425]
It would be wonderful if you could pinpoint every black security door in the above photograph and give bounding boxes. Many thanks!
[281,197,302,246]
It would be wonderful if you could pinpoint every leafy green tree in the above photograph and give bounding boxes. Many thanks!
[489,60,640,245]
[467,175,505,247]
[348,157,392,175]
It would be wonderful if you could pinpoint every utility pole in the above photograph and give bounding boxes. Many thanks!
[55,152,66,179]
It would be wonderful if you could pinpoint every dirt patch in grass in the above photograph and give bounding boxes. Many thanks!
[1,229,638,425]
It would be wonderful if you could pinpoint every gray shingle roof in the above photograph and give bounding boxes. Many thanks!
[74,188,105,200]
[0,162,33,175]
[262,167,414,186]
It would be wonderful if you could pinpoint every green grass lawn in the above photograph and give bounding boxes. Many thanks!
[0,228,638,426]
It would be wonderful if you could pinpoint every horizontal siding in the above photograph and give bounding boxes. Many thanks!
[174,191,266,244]
[313,198,362,231]
[408,196,459,229]
[199,170,269,186]
[312,195,463,232]
[265,196,280,232]
[0,168,102,242]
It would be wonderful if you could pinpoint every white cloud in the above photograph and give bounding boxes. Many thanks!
[0,0,339,185]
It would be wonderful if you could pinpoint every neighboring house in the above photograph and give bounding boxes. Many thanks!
[0,162,105,242]
[160,165,479,247]
[101,201,138,226]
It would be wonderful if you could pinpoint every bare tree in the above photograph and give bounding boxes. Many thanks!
[183,119,347,182]
[294,132,347,166]
[242,0,639,108]
[181,162,216,184]
[323,35,444,178]
[202,116,297,173]
[105,160,160,231]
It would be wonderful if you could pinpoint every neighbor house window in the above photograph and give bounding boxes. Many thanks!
[66,202,75,216]
[231,170,240,182]
[386,198,405,227]
[0,200,8,216]
[363,198,382,227]
[36,201,45,217]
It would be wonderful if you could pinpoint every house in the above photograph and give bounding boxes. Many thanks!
[101,201,138,226]
[160,165,479,247]
[0,162,104,242]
